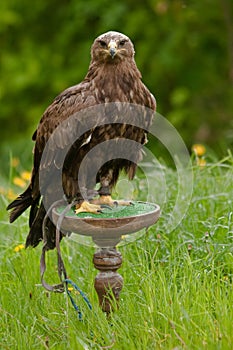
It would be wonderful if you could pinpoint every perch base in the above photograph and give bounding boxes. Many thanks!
[93,248,123,314]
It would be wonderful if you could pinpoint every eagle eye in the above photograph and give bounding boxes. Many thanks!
[99,40,107,48]
[119,39,127,47]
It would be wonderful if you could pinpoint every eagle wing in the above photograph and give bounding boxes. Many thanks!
[31,82,97,199]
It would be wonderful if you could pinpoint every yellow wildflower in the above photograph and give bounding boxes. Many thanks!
[196,158,207,167]
[13,176,26,188]
[192,144,206,157]
[11,157,20,168]
[21,171,31,181]
[7,189,17,200]
[14,244,25,252]
[67,287,80,295]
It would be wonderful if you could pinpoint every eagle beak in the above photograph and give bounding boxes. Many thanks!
[108,40,117,58]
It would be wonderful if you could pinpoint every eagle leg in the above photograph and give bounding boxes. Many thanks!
[91,195,133,207]
[75,201,102,214]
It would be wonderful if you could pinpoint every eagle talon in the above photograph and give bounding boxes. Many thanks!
[100,204,113,210]
[91,195,133,207]
[115,199,134,206]
[75,201,102,214]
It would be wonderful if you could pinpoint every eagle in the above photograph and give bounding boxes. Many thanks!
[7,31,156,250]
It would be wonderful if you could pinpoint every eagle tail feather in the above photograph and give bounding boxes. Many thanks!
[7,186,33,223]
[26,204,58,250]
[26,204,46,248]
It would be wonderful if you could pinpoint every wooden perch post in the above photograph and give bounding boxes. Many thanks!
[93,248,123,314]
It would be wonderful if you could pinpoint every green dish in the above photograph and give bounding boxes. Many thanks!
[56,201,156,219]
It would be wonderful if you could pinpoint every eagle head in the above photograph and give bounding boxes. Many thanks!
[91,31,135,63]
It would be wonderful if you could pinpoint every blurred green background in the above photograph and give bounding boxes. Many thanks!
[1,0,233,174]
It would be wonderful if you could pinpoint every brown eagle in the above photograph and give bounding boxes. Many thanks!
[7,31,156,250]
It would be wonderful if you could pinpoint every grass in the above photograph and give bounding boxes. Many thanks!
[0,153,233,349]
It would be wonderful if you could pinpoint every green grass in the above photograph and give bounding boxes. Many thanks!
[0,155,233,349]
